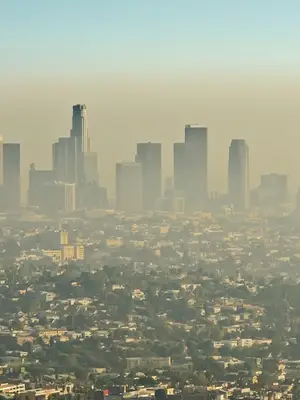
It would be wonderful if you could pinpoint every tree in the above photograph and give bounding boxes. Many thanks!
[258,372,274,389]
[74,366,89,381]
[210,325,224,341]
[195,372,209,386]
[292,381,300,398]
[137,376,156,386]
[21,293,40,316]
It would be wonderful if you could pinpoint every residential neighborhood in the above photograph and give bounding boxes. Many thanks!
[0,211,298,399]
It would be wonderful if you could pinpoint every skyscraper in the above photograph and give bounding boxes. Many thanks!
[3,143,21,210]
[0,136,3,186]
[136,142,161,210]
[28,163,55,207]
[184,125,208,208]
[71,104,89,153]
[52,137,77,183]
[70,104,89,182]
[173,142,186,194]
[228,139,250,211]
[253,173,288,209]
[84,152,99,184]
[40,182,76,214]
[116,162,142,213]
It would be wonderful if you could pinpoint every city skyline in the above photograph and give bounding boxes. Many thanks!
[1,2,300,396]
[1,1,300,196]
[2,100,300,212]
[2,74,300,198]
[3,102,293,214]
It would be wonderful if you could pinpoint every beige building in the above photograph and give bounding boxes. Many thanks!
[43,250,62,261]
[75,244,85,260]
[62,245,75,260]
[60,230,68,245]
[0,383,26,395]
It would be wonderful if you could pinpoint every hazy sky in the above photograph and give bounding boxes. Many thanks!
[1,0,300,195]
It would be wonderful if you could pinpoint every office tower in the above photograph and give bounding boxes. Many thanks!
[184,125,208,208]
[77,183,106,210]
[40,182,76,214]
[75,244,85,260]
[295,188,300,214]
[228,139,250,211]
[60,230,69,245]
[164,176,173,197]
[3,143,20,210]
[136,142,161,210]
[116,162,142,213]
[84,152,99,184]
[71,104,89,153]
[258,173,288,206]
[70,104,89,182]
[52,137,77,183]
[28,163,55,207]
[0,136,3,186]
[173,142,186,194]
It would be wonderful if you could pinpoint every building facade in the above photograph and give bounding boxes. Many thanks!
[52,137,77,184]
[173,142,186,194]
[3,143,20,210]
[116,162,142,213]
[28,164,55,208]
[70,104,89,182]
[184,125,208,209]
[228,139,250,211]
[136,142,161,210]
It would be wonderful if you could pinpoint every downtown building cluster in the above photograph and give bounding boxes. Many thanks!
[27,104,106,214]
[117,125,251,214]
[0,104,291,216]
[118,126,292,215]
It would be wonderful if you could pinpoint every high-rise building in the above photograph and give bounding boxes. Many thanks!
[40,182,76,214]
[84,152,99,184]
[60,230,69,245]
[259,174,288,205]
[228,139,250,211]
[3,143,20,210]
[28,163,55,207]
[71,104,89,153]
[136,142,161,210]
[164,176,173,197]
[52,137,77,183]
[295,188,300,214]
[0,136,3,186]
[173,142,186,194]
[70,104,89,182]
[184,125,208,208]
[116,162,142,213]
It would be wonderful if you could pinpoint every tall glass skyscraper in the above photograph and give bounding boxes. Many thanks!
[71,104,89,153]
[116,162,142,213]
[136,142,161,210]
[71,104,90,182]
[173,142,186,194]
[228,139,250,211]
[3,143,20,210]
[52,137,77,184]
[184,125,208,208]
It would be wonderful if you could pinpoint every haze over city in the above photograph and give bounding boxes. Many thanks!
[2,1,300,399]
[1,0,300,195]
